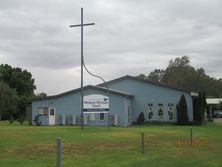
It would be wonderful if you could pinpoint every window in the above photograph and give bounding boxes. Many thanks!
[157,104,163,120]
[148,103,153,107]
[147,103,154,120]
[38,107,48,116]
[99,113,105,121]
[148,111,153,120]
[50,109,55,116]
[158,108,163,120]
[89,113,96,121]
[158,104,163,107]
[168,104,174,121]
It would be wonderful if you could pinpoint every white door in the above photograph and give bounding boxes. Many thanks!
[49,108,56,125]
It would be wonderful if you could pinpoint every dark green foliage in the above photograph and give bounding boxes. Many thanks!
[0,81,17,120]
[8,116,15,124]
[0,64,36,120]
[193,97,201,123]
[199,92,206,122]
[17,116,25,125]
[218,101,222,110]
[137,56,222,97]
[148,69,165,82]
[36,92,47,98]
[137,112,145,125]
[193,92,207,124]
[177,95,189,125]
[33,115,42,126]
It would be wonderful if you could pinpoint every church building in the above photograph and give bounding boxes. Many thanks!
[32,75,194,126]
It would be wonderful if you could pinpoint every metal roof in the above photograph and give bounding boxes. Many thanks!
[98,75,191,93]
[32,85,134,101]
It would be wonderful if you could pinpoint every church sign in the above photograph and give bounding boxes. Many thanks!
[83,94,109,113]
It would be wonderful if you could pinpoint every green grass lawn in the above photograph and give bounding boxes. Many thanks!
[0,121,221,167]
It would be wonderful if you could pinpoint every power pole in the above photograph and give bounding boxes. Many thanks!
[70,8,95,130]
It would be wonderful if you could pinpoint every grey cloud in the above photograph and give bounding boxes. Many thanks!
[0,0,222,94]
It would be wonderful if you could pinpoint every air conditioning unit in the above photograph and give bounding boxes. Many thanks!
[72,114,76,125]
[110,114,118,126]
[66,114,76,125]
[83,113,88,125]
[58,114,65,125]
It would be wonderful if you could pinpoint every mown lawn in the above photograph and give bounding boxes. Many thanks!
[0,121,221,167]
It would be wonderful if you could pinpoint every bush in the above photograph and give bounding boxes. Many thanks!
[177,95,189,125]
[137,112,145,125]
[17,116,25,125]
[33,115,42,126]
[8,116,15,124]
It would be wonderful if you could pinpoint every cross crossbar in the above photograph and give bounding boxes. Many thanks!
[70,23,95,27]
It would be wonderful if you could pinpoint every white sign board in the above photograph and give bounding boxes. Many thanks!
[83,94,109,113]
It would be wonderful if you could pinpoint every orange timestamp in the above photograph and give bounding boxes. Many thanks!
[176,139,208,147]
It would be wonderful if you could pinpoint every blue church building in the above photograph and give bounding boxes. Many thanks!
[32,75,194,126]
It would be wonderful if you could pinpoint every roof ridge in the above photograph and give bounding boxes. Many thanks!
[98,75,191,93]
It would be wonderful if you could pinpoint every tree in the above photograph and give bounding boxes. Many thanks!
[147,69,165,82]
[177,95,189,125]
[0,64,36,118]
[199,92,206,122]
[136,74,147,80]
[36,92,47,98]
[219,101,222,110]
[137,112,145,125]
[138,56,222,97]
[0,81,17,120]
[168,56,190,68]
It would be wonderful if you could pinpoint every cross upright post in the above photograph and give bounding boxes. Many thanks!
[70,8,95,130]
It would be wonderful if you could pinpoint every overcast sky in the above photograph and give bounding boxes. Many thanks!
[1,0,222,95]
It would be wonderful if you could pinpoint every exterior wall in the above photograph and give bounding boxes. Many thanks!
[32,88,132,126]
[104,79,193,123]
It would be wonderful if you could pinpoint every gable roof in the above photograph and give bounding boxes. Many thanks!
[98,75,191,93]
[33,85,134,102]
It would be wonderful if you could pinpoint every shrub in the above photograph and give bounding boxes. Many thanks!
[8,116,15,124]
[17,116,25,125]
[177,95,189,125]
[137,112,145,125]
[33,115,42,126]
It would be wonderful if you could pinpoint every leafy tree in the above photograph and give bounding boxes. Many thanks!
[219,101,222,110]
[137,56,222,97]
[177,95,189,125]
[0,64,36,96]
[168,56,190,68]
[147,69,165,82]
[36,92,47,98]
[199,92,206,122]
[0,64,36,119]
[136,74,147,80]
[0,81,17,120]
